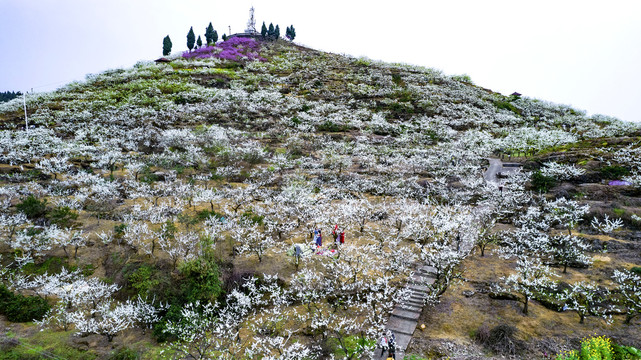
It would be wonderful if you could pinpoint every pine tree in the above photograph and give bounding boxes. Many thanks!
[197,35,202,48]
[268,23,275,40]
[212,30,218,44]
[205,22,215,45]
[288,25,296,41]
[274,25,280,40]
[187,26,195,51]
[222,33,227,41]
[163,35,172,56]
[261,22,267,39]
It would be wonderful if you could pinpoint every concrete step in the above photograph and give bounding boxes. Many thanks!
[398,303,421,312]
[404,299,423,308]
[391,308,421,321]
[409,284,430,293]
[386,315,417,336]
[420,265,437,274]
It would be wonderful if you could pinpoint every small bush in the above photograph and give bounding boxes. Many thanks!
[15,195,47,219]
[600,166,630,179]
[612,208,626,217]
[531,171,556,193]
[554,335,641,360]
[241,210,264,225]
[196,209,222,222]
[0,284,50,322]
[328,335,376,359]
[21,257,65,276]
[108,347,140,360]
[613,343,641,359]
[580,335,613,360]
[46,206,79,228]
[316,121,351,132]
[631,267,641,276]
[476,323,525,356]
[494,100,521,115]
[126,264,173,301]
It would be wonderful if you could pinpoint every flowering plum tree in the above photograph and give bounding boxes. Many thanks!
[498,257,558,315]
[557,281,611,324]
[612,269,641,324]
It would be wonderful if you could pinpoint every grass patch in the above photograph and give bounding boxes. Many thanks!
[1,329,97,360]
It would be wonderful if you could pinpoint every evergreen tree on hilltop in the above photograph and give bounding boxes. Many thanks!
[268,23,275,40]
[222,33,227,41]
[0,91,22,103]
[212,30,218,44]
[205,22,215,45]
[286,25,296,41]
[275,25,280,40]
[261,22,267,39]
[163,35,172,56]
[187,26,195,51]
[197,35,202,48]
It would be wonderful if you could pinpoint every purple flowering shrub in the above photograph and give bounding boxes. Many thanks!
[182,37,266,61]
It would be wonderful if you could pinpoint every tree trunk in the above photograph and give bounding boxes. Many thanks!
[523,297,529,315]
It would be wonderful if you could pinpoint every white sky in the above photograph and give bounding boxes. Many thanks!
[1,0,640,122]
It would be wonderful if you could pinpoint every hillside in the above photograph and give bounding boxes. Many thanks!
[0,39,640,359]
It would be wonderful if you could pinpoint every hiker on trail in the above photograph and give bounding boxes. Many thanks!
[388,343,396,360]
[315,228,322,247]
[379,334,388,356]
[387,331,396,359]
[499,184,503,193]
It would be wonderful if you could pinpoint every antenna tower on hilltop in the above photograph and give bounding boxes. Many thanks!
[245,6,257,34]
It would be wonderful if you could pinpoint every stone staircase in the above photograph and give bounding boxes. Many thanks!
[376,265,438,359]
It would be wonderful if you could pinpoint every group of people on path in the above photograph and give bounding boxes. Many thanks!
[312,224,345,249]
[380,331,396,359]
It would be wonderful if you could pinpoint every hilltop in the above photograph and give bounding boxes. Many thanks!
[0,39,640,359]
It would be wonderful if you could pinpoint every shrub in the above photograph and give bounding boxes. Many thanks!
[494,100,521,115]
[531,171,556,193]
[15,195,47,219]
[195,209,222,222]
[108,347,140,360]
[124,263,174,302]
[178,241,223,304]
[241,210,264,225]
[613,343,641,359]
[631,267,641,276]
[21,257,65,276]
[0,284,50,322]
[329,335,376,359]
[316,121,350,132]
[46,206,79,228]
[580,335,613,360]
[554,335,641,360]
[476,323,525,356]
[600,166,630,179]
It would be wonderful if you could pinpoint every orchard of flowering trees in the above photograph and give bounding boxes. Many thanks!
[0,38,639,358]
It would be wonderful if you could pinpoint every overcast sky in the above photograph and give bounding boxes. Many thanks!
[1,0,640,122]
